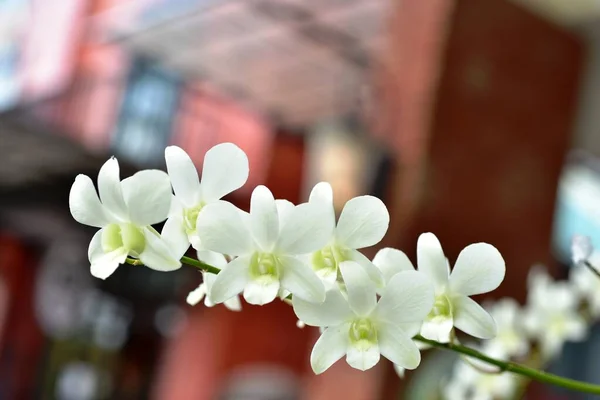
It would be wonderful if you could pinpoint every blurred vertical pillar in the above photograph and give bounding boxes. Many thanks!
[373,0,583,396]
[375,0,582,296]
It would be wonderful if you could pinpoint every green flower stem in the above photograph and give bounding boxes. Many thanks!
[125,255,600,395]
[125,255,220,275]
[415,336,600,396]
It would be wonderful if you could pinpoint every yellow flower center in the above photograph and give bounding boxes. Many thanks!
[183,203,205,236]
[102,223,146,256]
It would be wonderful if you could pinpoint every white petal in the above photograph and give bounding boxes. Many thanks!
[378,322,421,370]
[243,278,280,305]
[449,243,505,296]
[224,296,242,311]
[572,235,593,265]
[339,261,377,316]
[209,255,251,304]
[346,341,380,371]
[90,247,128,279]
[97,157,128,219]
[199,143,249,202]
[393,364,405,378]
[350,250,385,287]
[161,216,189,259]
[138,229,182,272]
[196,250,227,268]
[186,284,206,306]
[196,201,253,256]
[280,255,325,303]
[275,199,295,228]
[88,229,104,263]
[420,317,453,343]
[165,146,201,207]
[416,233,449,288]
[335,196,389,249]
[309,181,333,205]
[121,170,172,225]
[69,175,111,227]
[374,270,435,324]
[310,324,350,374]
[452,295,497,339]
[372,248,415,284]
[276,202,334,254]
[293,289,353,327]
[250,185,279,251]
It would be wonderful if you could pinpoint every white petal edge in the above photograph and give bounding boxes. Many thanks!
[350,250,385,288]
[449,243,505,296]
[372,247,415,284]
[309,181,333,205]
[420,317,453,343]
[378,322,421,370]
[121,170,172,225]
[243,278,280,305]
[335,195,389,249]
[279,255,325,303]
[339,261,377,316]
[416,232,449,288]
[275,199,295,229]
[187,284,206,306]
[276,202,334,255]
[209,255,251,304]
[165,145,201,207]
[199,143,249,202]
[346,341,380,371]
[161,216,190,259]
[374,270,435,324]
[453,295,497,339]
[139,229,182,272]
[90,247,128,280]
[250,185,279,251]
[97,157,128,219]
[310,324,350,374]
[69,175,111,227]
[292,289,353,327]
[196,201,253,256]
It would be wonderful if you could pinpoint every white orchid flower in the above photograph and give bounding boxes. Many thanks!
[378,233,505,343]
[293,261,434,374]
[524,268,586,359]
[163,143,249,253]
[196,185,332,306]
[307,182,387,289]
[69,157,180,279]
[186,250,241,311]
[480,298,529,360]
[444,360,519,400]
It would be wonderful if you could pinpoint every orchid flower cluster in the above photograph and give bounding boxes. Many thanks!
[442,235,600,399]
[68,143,600,397]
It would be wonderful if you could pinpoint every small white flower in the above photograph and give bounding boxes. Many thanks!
[69,157,180,279]
[523,268,586,359]
[186,250,241,312]
[307,182,387,288]
[444,360,519,400]
[197,185,332,306]
[383,233,505,343]
[480,298,529,360]
[163,144,249,253]
[571,235,594,266]
[293,261,434,374]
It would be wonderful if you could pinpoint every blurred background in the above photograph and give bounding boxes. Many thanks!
[0,0,600,398]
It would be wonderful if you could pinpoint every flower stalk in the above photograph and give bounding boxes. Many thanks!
[126,254,600,396]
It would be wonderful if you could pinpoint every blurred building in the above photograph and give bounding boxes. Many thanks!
[0,0,597,399]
